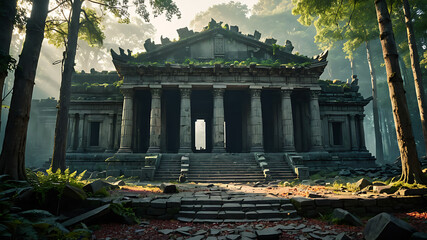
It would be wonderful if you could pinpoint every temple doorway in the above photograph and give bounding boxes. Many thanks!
[261,90,282,152]
[292,90,311,152]
[161,89,180,153]
[191,90,213,152]
[134,90,151,153]
[224,90,249,153]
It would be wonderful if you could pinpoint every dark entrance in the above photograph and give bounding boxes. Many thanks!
[292,90,311,152]
[191,90,213,152]
[224,90,249,153]
[261,90,282,152]
[134,90,151,153]
[161,89,180,153]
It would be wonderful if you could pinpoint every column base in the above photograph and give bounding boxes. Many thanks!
[282,146,296,152]
[250,146,264,153]
[147,146,161,153]
[117,147,132,153]
[178,147,192,153]
[212,147,226,153]
[310,145,325,152]
[76,148,84,153]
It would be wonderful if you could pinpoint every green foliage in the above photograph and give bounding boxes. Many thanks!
[26,168,86,204]
[134,57,311,68]
[110,203,139,224]
[0,175,90,239]
[292,0,378,58]
[421,51,427,70]
[45,7,104,48]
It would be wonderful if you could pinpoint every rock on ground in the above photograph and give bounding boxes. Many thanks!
[363,212,417,240]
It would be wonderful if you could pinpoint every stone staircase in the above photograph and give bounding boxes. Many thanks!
[187,153,265,183]
[265,154,297,181]
[177,193,299,223]
[153,154,181,182]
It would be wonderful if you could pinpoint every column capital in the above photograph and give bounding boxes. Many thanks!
[250,89,262,98]
[180,88,191,98]
[120,88,134,97]
[213,88,225,97]
[151,88,162,98]
[281,89,293,98]
[310,90,321,99]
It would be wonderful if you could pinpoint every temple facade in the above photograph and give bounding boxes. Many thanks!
[64,22,374,174]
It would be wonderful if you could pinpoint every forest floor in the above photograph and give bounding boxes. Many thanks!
[90,180,427,240]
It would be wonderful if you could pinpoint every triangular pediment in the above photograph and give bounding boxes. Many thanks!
[111,21,321,65]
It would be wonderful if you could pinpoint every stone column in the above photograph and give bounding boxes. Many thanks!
[148,88,162,153]
[117,88,134,153]
[281,89,295,152]
[67,114,76,152]
[114,114,121,150]
[105,113,115,152]
[76,113,86,152]
[309,90,324,151]
[179,88,192,153]
[358,114,367,150]
[349,114,359,151]
[250,89,264,152]
[212,88,226,152]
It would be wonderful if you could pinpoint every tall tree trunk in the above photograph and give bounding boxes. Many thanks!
[51,0,82,172]
[0,0,50,180]
[365,40,385,163]
[402,0,427,156]
[374,0,426,184]
[0,0,18,131]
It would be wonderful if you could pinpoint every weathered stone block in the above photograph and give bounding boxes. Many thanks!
[291,197,314,209]
[332,208,362,226]
[197,211,218,219]
[167,198,181,208]
[147,207,166,216]
[314,199,331,207]
[150,199,167,208]
[358,198,376,207]
[131,198,151,208]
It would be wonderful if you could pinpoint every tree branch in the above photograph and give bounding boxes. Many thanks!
[48,0,70,13]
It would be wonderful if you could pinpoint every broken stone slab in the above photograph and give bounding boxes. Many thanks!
[335,232,352,240]
[241,231,256,238]
[161,184,179,194]
[373,185,395,194]
[411,232,427,240]
[332,208,362,226]
[226,234,240,240]
[355,178,372,190]
[397,188,427,196]
[83,180,119,194]
[158,229,174,235]
[62,184,87,201]
[62,204,111,227]
[193,230,207,235]
[186,236,204,240]
[364,212,417,240]
[256,228,281,240]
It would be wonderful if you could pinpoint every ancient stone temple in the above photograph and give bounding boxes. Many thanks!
[65,21,375,181]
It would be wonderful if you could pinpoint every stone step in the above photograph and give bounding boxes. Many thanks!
[177,209,298,222]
